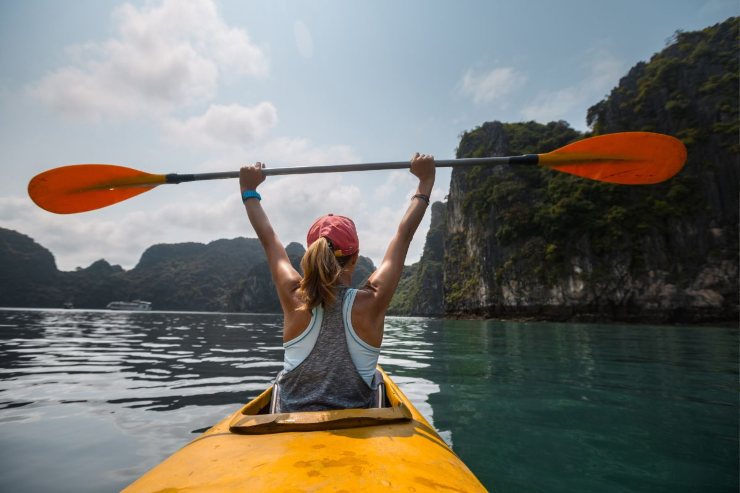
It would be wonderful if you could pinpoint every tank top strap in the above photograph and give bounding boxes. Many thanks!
[342,289,380,386]
[283,306,323,372]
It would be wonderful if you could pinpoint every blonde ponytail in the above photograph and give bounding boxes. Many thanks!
[298,237,351,311]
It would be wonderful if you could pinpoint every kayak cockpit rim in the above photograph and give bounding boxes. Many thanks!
[228,373,413,435]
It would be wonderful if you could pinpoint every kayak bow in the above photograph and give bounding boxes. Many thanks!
[123,367,487,492]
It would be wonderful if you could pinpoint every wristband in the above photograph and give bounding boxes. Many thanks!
[412,194,430,205]
[241,190,262,202]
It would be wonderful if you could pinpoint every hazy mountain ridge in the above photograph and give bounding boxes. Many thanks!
[0,227,375,312]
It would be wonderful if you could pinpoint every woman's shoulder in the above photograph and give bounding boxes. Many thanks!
[350,288,384,321]
[348,288,383,347]
[351,287,375,304]
[283,305,314,343]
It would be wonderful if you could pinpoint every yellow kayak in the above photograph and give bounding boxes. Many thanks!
[123,367,487,492]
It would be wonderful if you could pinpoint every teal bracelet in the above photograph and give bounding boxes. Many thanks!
[241,190,262,202]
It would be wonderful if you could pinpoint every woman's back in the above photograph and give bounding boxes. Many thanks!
[277,286,377,412]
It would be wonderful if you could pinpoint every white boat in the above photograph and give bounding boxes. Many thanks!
[106,300,152,311]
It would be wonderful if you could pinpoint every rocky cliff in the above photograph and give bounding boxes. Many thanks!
[388,201,447,316]
[0,228,64,307]
[392,17,738,323]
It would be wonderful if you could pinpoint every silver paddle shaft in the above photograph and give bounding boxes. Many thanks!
[165,155,536,183]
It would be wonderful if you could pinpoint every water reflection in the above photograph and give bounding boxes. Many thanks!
[0,309,289,492]
[0,310,737,493]
[422,320,738,492]
[382,317,446,436]
[0,311,448,418]
[0,309,452,491]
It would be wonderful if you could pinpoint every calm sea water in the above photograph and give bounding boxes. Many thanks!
[0,309,736,493]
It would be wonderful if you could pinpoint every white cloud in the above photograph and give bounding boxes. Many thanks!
[260,174,362,239]
[1,196,159,269]
[520,53,625,127]
[30,0,267,120]
[362,171,443,264]
[461,67,526,105]
[293,20,314,59]
[163,102,278,149]
[153,194,243,234]
[0,190,256,270]
[162,103,359,166]
[374,171,416,201]
[224,138,367,252]
[257,137,358,166]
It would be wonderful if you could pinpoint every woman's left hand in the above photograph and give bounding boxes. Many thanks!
[240,162,266,191]
[410,153,435,184]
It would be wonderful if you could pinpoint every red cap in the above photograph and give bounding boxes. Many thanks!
[307,214,359,257]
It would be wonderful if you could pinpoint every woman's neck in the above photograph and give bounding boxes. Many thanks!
[338,270,353,287]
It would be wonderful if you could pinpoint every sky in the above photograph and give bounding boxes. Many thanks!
[0,0,735,271]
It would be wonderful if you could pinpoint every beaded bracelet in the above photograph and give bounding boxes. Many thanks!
[412,194,430,205]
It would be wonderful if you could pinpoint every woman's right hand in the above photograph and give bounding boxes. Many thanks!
[240,162,266,192]
[410,153,435,184]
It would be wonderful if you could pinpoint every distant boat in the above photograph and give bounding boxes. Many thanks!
[106,300,152,311]
[63,301,74,309]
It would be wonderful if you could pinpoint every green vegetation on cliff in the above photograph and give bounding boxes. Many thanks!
[388,201,446,316]
[588,19,739,150]
[391,16,738,322]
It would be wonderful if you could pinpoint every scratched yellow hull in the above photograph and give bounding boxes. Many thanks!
[123,367,487,492]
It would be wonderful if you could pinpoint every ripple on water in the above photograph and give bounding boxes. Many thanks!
[0,310,736,493]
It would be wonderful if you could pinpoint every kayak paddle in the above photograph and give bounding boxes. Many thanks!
[28,132,686,214]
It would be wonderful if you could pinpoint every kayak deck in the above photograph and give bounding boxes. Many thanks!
[123,367,487,492]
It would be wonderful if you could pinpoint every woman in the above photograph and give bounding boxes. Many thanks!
[239,153,435,412]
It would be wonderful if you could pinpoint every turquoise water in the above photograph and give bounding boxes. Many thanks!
[0,309,736,492]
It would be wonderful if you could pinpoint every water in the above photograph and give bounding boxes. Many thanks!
[0,309,736,493]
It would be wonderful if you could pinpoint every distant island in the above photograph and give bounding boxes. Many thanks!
[1,18,736,324]
[0,227,374,313]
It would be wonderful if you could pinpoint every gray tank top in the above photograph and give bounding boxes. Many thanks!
[276,286,375,412]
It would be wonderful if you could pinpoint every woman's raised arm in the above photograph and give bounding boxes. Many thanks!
[240,163,302,312]
[365,153,435,315]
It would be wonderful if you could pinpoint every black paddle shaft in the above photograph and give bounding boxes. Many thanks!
[164,155,538,184]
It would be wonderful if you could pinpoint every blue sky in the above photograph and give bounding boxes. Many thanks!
[0,0,735,270]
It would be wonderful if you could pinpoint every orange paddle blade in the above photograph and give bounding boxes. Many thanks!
[28,164,167,214]
[539,132,687,184]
